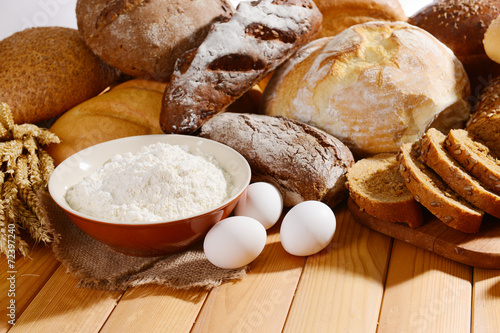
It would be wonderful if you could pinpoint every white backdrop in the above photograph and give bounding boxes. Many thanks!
[0,0,433,41]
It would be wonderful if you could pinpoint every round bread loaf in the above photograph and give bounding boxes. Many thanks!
[46,79,166,165]
[314,0,406,38]
[76,0,233,81]
[0,27,120,124]
[484,15,500,64]
[408,0,500,95]
[261,21,471,158]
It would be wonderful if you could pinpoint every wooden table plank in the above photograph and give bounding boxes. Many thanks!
[472,268,500,333]
[100,285,209,333]
[0,244,59,333]
[378,240,472,333]
[8,265,122,333]
[192,224,306,333]
[283,203,393,333]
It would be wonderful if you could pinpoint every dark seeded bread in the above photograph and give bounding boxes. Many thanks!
[346,153,423,228]
[445,129,500,194]
[399,142,483,233]
[466,76,500,155]
[420,128,500,219]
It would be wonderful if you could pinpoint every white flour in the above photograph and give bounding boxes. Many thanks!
[65,142,232,223]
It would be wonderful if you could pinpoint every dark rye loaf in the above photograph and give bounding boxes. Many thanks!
[199,112,354,207]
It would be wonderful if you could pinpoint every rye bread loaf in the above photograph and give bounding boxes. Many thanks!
[76,0,233,81]
[160,0,323,135]
[419,128,500,219]
[345,153,423,228]
[399,142,483,233]
[466,76,500,154]
[445,129,500,194]
[199,112,354,207]
[0,27,120,124]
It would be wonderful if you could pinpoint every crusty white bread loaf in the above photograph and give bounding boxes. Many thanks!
[0,27,120,124]
[160,0,323,135]
[466,76,500,155]
[76,0,234,81]
[399,142,483,233]
[419,128,500,219]
[199,112,354,207]
[261,21,471,158]
[346,153,423,228]
[314,0,406,38]
[409,0,500,94]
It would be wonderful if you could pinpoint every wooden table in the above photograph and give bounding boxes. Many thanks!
[1,201,500,333]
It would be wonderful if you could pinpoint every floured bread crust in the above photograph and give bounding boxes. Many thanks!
[261,21,471,158]
[160,0,323,134]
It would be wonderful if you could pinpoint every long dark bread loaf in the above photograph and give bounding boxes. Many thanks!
[160,0,323,134]
[199,113,354,207]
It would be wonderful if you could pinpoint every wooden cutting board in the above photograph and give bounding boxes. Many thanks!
[347,198,500,269]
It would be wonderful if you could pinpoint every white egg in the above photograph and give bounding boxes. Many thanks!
[234,182,283,229]
[280,201,336,256]
[204,216,267,269]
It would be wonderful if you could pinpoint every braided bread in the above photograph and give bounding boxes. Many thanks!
[160,0,322,134]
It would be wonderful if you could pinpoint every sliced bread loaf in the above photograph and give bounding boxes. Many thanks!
[420,128,500,219]
[466,76,500,155]
[346,153,423,228]
[399,142,483,233]
[445,129,500,194]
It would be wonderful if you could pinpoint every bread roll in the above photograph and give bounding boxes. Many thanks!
[484,15,500,64]
[314,0,407,38]
[76,0,233,81]
[261,21,471,158]
[46,79,166,165]
[0,27,120,124]
[408,0,500,95]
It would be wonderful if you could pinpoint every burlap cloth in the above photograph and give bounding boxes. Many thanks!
[38,190,248,291]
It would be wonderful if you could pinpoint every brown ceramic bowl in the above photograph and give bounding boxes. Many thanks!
[48,134,251,257]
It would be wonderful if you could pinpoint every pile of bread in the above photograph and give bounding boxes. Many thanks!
[2,0,500,233]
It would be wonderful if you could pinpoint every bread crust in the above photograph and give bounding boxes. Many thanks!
[160,0,323,134]
[399,143,483,233]
[76,0,233,81]
[466,76,500,154]
[346,153,423,228]
[445,129,500,195]
[420,128,500,219]
[199,112,354,207]
[314,0,407,37]
[0,27,120,124]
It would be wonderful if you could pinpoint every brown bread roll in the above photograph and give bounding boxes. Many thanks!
[261,21,471,159]
[46,79,166,165]
[314,0,407,38]
[199,112,355,208]
[76,0,234,81]
[0,27,120,124]
[408,0,500,96]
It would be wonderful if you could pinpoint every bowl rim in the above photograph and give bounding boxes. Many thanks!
[48,134,251,226]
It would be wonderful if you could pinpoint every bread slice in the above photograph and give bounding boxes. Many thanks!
[420,128,500,219]
[445,129,500,194]
[399,142,483,233]
[346,153,423,228]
